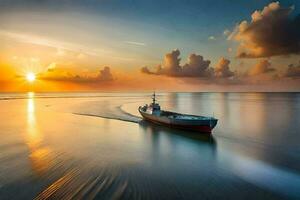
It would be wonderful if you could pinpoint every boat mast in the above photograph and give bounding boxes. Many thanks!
[152,92,156,105]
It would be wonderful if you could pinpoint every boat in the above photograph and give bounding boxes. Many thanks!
[138,93,218,133]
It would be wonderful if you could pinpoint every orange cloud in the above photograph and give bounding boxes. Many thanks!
[248,60,275,76]
[40,66,114,83]
[215,58,234,78]
[141,49,213,77]
[141,50,239,82]
[229,2,300,58]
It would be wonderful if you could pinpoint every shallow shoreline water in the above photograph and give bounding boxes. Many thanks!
[0,92,299,199]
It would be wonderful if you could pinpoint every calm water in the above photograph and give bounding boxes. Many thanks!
[0,92,300,199]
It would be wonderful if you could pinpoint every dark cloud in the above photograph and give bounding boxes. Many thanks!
[248,60,275,76]
[98,66,113,81]
[229,2,300,58]
[141,49,213,78]
[141,66,156,75]
[160,49,182,76]
[285,62,300,77]
[214,57,234,78]
[182,54,213,77]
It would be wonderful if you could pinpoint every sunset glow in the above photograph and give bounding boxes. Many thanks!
[0,0,299,92]
[26,73,36,83]
[0,1,300,199]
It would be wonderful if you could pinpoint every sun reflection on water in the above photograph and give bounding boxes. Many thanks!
[27,93,35,124]
[26,92,53,176]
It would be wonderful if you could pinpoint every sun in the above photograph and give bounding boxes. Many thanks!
[26,72,36,82]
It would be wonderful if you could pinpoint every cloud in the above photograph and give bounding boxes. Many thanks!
[285,62,300,77]
[182,54,213,77]
[248,60,275,76]
[215,57,235,78]
[229,2,300,58]
[208,36,216,40]
[41,66,114,83]
[98,66,113,81]
[141,66,155,74]
[124,41,146,46]
[141,49,214,78]
[0,30,110,57]
[161,49,182,75]
[47,62,56,72]
[223,29,231,36]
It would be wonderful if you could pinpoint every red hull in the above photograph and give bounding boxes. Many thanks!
[144,117,213,134]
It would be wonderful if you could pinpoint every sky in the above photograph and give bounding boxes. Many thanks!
[0,0,300,92]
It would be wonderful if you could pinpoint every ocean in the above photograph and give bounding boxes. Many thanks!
[0,92,299,199]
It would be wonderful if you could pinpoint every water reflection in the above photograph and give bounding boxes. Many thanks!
[26,92,53,176]
[27,93,35,124]
[1,92,299,199]
[236,93,266,136]
[165,93,180,110]
[139,120,217,162]
[218,147,300,199]
[139,120,216,145]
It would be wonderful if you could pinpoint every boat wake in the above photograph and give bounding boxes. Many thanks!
[72,100,142,123]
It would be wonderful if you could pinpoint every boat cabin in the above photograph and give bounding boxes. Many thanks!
[140,92,161,115]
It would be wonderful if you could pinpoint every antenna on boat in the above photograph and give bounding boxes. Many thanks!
[152,91,156,105]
